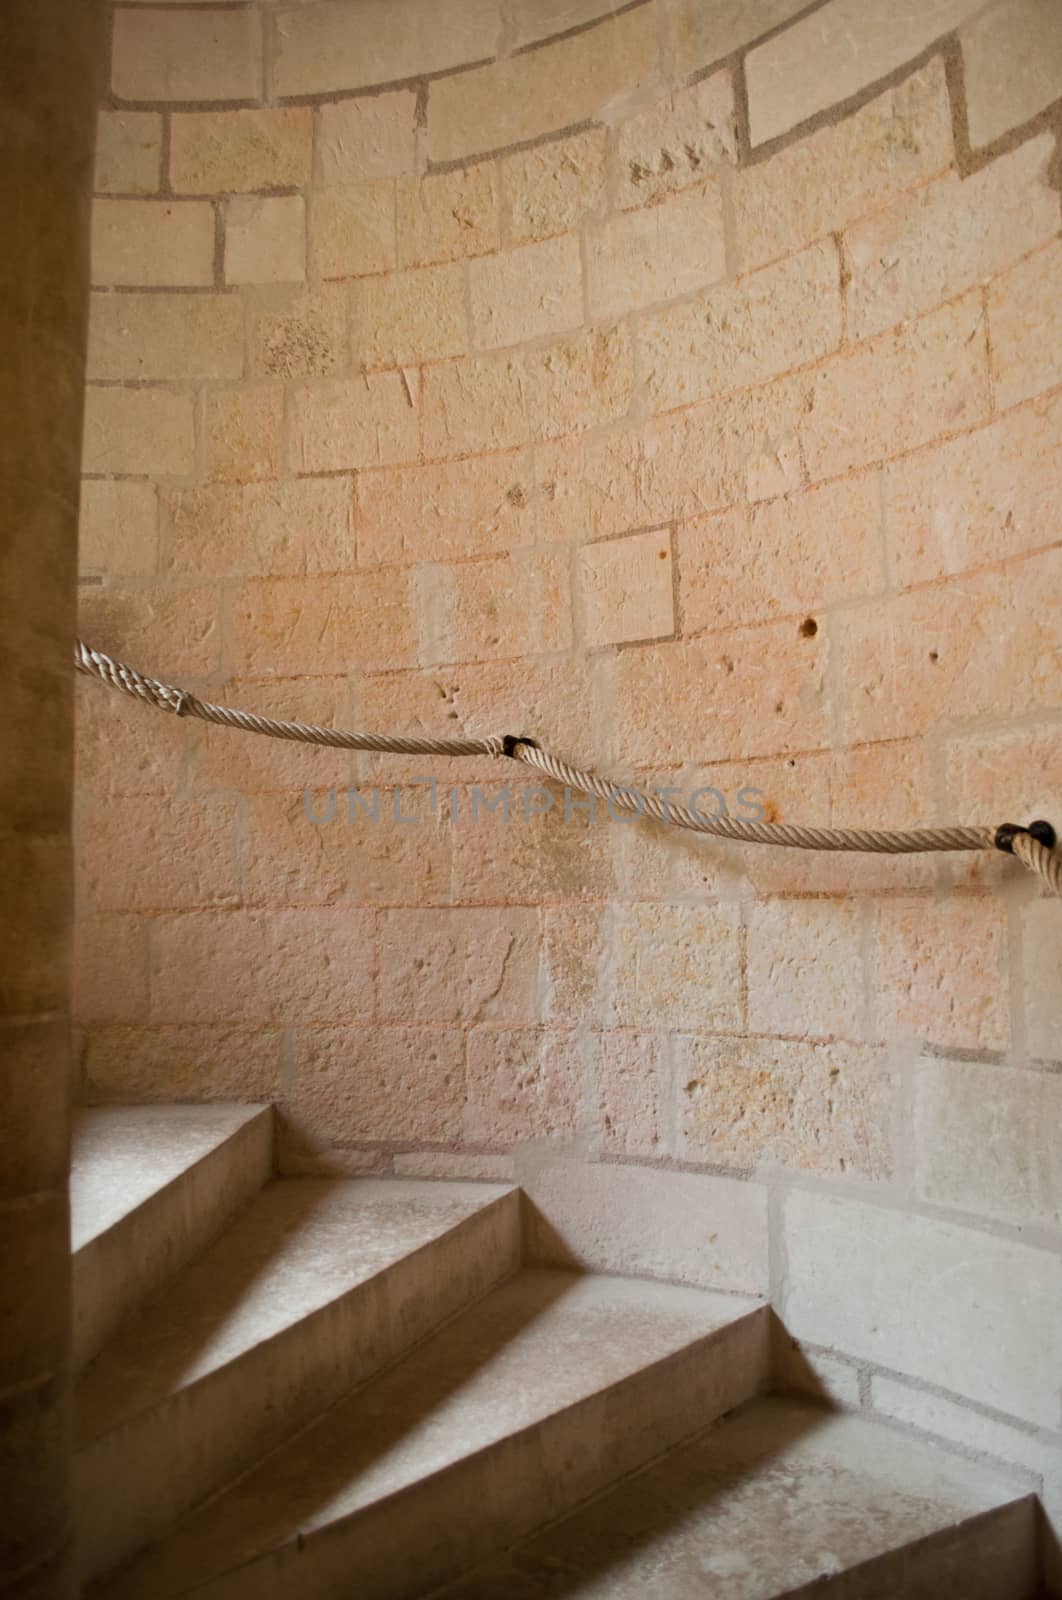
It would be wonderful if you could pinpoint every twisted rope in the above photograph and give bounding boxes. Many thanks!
[74,639,1059,896]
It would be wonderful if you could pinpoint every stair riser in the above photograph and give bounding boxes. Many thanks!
[182,1303,769,1600]
[76,1190,520,1582]
[783,1498,1038,1600]
[73,1109,274,1373]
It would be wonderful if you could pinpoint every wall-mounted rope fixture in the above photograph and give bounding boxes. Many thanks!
[74,639,1060,897]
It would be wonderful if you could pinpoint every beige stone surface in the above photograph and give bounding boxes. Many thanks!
[747,898,866,1041]
[578,529,675,647]
[91,197,215,288]
[171,108,312,195]
[241,788,453,907]
[83,1025,283,1102]
[470,234,584,350]
[317,92,417,185]
[914,1055,1062,1225]
[81,795,241,911]
[844,134,1059,340]
[272,0,498,97]
[502,130,607,245]
[580,404,742,536]
[82,385,196,476]
[586,183,727,321]
[75,587,220,685]
[352,261,468,368]
[311,179,396,279]
[782,1186,1062,1424]
[746,0,983,147]
[1024,900,1062,1061]
[251,284,349,378]
[150,910,375,1023]
[79,480,158,577]
[377,908,539,1025]
[962,0,1062,149]
[87,291,244,381]
[608,621,830,765]
[95,111,162,195]
[884,390,1062,587]
[466,1028,585,1142]
[593,1032,664,1157]
[666,0,811,76]
[292,1027,466,1142]
[112,7,263,102]
[800,293,990,480]
[680,471,883,632]
[524,323,635,439]
[944,723,1062,831]
[875,895,1009,1051]
[509,0,619,48]
[427,6,660,162]
[641,240,842,412]
[520,1160,769,1293]
[225,194,305,285]
[418,549,573,666]
[168,477,352,576]
[203,384,283,484]
[679,1035,894,1177]
[541,905,606,1023]
[835,546,1062,743]
[421,353,528,457]
[988,237,1062,409]
[289,372,419,471]
[356,450,535,567]
[614,71,737,210]
[397,166,500,267]
[230,570,416,674]
[451,802,612,904]
[610,902,743,1030]
[733,61,953,270]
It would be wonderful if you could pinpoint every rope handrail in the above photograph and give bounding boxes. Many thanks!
[73,639,1061,896]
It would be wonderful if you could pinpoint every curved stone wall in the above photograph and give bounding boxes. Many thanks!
[77,0,1062,1560]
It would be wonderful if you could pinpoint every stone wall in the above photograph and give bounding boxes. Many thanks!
[76,0,1062,1569]
[2,3,103,1596]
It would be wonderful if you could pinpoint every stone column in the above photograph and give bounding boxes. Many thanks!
[0,2,103,1595]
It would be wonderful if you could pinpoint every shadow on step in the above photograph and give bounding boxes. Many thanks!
[432,1397,1037,1600]
[432,1401,829,1600]
[92,1271,577,1600]
[78,1177,333,1445]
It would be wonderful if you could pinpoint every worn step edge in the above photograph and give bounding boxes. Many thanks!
[79,1185,522,1585]
[153,1297,769,1600]
[73,1105,275,1373]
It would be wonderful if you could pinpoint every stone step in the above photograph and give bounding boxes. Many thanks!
[78,1175,520,1584]
[92,1269,769,1600]
[71,1103,274,1372]
[440,1395,1038,1600]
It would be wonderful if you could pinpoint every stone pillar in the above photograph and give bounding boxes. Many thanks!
[0,2,103,1595]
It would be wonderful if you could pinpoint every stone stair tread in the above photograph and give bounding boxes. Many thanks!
[94,1269,763,1599]
[71,1104,269,1252]
[77,1175,513,1447]
[441,1396,1035,1600]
